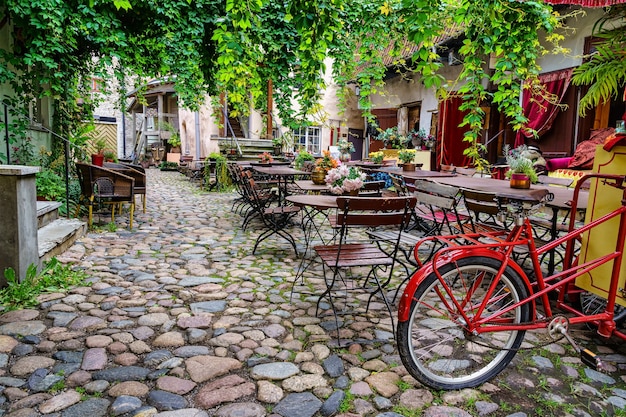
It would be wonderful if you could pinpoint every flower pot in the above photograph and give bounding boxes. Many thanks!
[402,163,416,171]
[346,189,359,196]
[274,146,282,155]
[311,170,327,185]
[510,173,531,189]
[91,154,104,166]
[339,153,351,162]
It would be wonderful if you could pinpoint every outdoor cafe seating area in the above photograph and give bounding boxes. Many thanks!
[217,157,588,342]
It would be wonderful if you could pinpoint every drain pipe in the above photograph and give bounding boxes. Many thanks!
[195,111,201,160]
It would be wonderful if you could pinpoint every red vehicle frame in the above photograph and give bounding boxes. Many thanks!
[396,173,626,390]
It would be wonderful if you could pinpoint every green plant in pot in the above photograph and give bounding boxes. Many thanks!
[504,144,538,189]
[91,139,106,166]
[272,137,284,155]
[294,149,316,171]
[398,149,417,170]
[36,168,65,201]
[103,149,118,162]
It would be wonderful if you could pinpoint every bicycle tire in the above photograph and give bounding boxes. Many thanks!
[397,256,531,390]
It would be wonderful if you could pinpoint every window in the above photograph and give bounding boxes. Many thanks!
[294,126,320,154]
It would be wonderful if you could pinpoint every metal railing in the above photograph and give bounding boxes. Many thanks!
[1,99,81,218]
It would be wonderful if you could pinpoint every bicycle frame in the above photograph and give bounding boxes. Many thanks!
[398,173,626,341]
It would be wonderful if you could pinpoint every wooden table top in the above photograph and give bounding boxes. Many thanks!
[286,194,339,210]
[373,167,456,179]
[430,176,588,210]
[252,166,311,176]
[294,180,330,193]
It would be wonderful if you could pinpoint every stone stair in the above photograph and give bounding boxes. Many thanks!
[37,202,86,262]
[217,138,278,160]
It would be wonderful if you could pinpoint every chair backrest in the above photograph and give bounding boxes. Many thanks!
[537,174,574,188]
[389,173,408,196]
[462,189,506,231]
[335,196,417,228]
[360,180,386,197]
[76,162,134,199]
[412,180,466,233]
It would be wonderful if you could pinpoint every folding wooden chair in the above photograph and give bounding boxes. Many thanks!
[240,171,301,255]
[313,196,417,344]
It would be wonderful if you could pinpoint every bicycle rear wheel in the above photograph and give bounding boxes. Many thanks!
[397,256,531,390]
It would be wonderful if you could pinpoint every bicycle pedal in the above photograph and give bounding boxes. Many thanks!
[581,349,604,371]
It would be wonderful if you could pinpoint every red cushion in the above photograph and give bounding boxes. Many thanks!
[546,157,572,171]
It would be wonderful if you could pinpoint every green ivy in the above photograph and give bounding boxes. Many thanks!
[2,0,565,169]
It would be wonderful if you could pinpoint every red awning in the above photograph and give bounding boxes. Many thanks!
[543,0,626,6]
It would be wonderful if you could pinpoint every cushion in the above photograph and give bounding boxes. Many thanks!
[568,127,614,170]
[546,157,572,171]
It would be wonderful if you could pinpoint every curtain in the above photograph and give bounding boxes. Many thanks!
[515,68,574,147]
[438,95,471,167]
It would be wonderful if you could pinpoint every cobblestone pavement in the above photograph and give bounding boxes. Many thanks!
[1,169,626,417]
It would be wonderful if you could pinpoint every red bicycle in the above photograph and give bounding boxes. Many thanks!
[397,173,626,390]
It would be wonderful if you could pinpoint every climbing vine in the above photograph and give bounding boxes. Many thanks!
[1,0,566,168]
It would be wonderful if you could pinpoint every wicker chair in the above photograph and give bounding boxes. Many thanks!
[76,162,136,229]
[104,162,147,212]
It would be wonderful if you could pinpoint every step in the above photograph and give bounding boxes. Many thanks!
[37,201,62,229]
[38,218,87,262]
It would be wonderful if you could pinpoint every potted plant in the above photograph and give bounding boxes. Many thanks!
[258,152,274,164]
[377,127,410,149]
[103,149,118,163]
[168,134,182,153]
[36,168,64,201]
[504,144,538,189]
[369,151,384,164]
[337,139,355,162]
[272,137,284,155]
[294,149,316,171]
[311,150,340,184]
[91,139,106,166]
[398,149,417,171]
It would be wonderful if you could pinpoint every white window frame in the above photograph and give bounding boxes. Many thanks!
[294,126,321,154]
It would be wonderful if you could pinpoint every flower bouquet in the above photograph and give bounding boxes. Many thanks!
[369,151,384,164]
[337,139,355,154]
[315,150,339,171]
[258,152,273,164]
[325,165,366,195]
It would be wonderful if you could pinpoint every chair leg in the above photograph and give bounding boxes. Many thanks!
[142,195,146,213]
[88,196,95,228]
[129,203,135,229]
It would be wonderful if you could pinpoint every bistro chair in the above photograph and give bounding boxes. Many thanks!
[240,170,301,255]
[313,196,416,344]
[76,162,136,229]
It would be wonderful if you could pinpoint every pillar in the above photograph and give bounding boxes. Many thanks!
[0,165,40,285]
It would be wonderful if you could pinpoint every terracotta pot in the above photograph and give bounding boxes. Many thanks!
[91,154,104,166]
[402,163,416,171]
[510,173,531,189]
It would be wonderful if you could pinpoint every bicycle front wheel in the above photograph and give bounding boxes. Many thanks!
[397,256,531,390]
